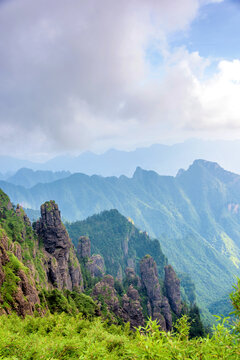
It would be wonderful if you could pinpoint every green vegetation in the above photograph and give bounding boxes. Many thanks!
[0,189,48,289]
[79,259,101,294]
[67,209,167,278]
[0,298,239,359]
[44,200,56,212]
[2,160,240,316]
[40,289,99,318]
[1,182,240,358]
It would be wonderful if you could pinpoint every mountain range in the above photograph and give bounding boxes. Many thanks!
[0,159,239,315]
[2,139,240,176]
[0,188,193,333]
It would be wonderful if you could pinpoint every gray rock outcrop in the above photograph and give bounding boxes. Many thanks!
[35,201,83,291]
[86,254,105,278]
[92,275,144,329]
[140,255,172,331]
[125,267,141,288]
[121,285,144,328]
[0,232,40,316]
[164,265,182,316]
[77,236,91,259]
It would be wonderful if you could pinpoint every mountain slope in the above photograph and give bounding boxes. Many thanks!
[1,189,190,331]
[66,209,167,279]
[0,160,240,310]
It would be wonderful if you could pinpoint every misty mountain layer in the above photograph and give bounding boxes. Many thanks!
[2,139,240,176]
[0,159,240,312]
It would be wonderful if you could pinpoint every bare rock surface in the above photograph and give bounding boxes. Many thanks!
[0,231,40,316]
[77,236,91,259]
[164,265,182,316]
[121,285,144,329]
[140,255,172,331]
[35,201,83,291]
[92,275,144,329]
[87,254,105,278]
[125,267,141,287]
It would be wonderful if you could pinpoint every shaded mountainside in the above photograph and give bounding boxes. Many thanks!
[1,160,240,312]
[0,190,84,315]
[0,189,196,331]
[66,210,167,280]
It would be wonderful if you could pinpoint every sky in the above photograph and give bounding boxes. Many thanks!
[0,0,240,160]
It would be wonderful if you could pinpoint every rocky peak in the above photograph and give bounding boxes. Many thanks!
[125,267,141,288]
[140,255,161,301]
[77,236,91,259]
[92,275,119,315]
[36,201,70,254]
[92,275,144,329]
[164,265,181,316]
[35,201,83,291]
[86,254,105,278]
[121,285,144,329]
[77,235,105,278]
[140,255,172,331]
[127,284,140,301]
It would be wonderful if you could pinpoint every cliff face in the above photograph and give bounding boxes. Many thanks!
[0,189,184,329]
[67,209,167,280]
[77,236,105,278]
[74,228,183,331]
[35,201,83,291]
[91,256,183,331]
[77,236,91,259]
[140,255,172,331]
[86,255,105,278]
[0,191,86,315]
[92,275,144,329]
[0,229,40,316]
[164,265,182,316]
[121,285,144,328]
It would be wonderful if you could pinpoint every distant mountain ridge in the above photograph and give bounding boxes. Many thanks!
[2,139,240,176]
[6,168,71,188]
[0,159,240,314]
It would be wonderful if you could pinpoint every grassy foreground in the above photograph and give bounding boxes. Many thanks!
[0,312,239,360]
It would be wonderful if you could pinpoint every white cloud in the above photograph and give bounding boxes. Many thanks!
[0,0,239,158]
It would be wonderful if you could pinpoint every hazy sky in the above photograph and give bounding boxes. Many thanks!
[0,0,240,159]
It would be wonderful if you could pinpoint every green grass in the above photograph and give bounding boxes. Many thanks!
[0,313,239,359]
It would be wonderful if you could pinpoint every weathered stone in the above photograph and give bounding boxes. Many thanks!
[35,201,83,291]
[86,254,105,278]
[0,231,40,317]
[161,296,172,331]
[10,242,22,261]
[102,274,115,287]
[92,276,144,329]
[92,275,119,313]
[127,285,140,301]
[121,287,144,329]
[140,255,161,304]
[77,236,91,259]
[164,265,181,316]
[140,255,172,331]
[125,267,141,288]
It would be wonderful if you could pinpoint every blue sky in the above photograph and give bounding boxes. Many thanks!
[170,0,240,60]
[0,0,240,159]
